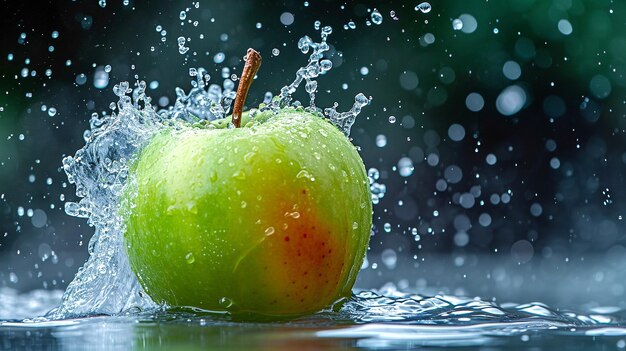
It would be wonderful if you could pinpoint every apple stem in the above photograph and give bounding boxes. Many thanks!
[232,48,262,128]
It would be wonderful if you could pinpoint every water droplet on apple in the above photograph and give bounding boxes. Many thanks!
[219,297,233,308]
[313,152,321,160]
[217,157,225,164]
[318,129,328,137]
[240,201,247,208]
[296,169,315,181]
[265,227,275,236]
[352,222,359,229]
[285,211,300,219]
[209,171,218,182]
[232,170,246,180]
[244,151,256,163]
[185,252,195,264]
[166,205,176,215]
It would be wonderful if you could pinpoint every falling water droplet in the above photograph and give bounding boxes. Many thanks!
[371,9,383,25]
[415,2,432,13]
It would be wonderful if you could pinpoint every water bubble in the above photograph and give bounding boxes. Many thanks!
[272,48,280,56]
[458,14,477,33]
[7,53,13,61]
[436,179,448,192]
[347,21,356,29]
[398,157,414,177]
[427,153,439,166]
[422,33,435,45]
[368,168,380,181]
[75,73,87,85]
[530,203,543,217]
[371,8,383,25]
[360,66,369,75]
[256,22,262,29]
[179,11,187,20]
[47,107,57,117]
[265,227,275,236]
[398,71,420,93]
[486,153,497,165]
[479,213,492,227]
[452,18,463,30]
[320,59,332,72]
[444,165,463,183]
[93,67,109,89]
[388,116,396,123]
[17,207,25,216]
[550,157,560,169]
[589,74,612,99]
[31,209,47,228]
[99,0,106,7]
[454,232,469,247]
[80,15,93,30]
[511,240,534,263]
[496,85,527,116]
[447,124,465,141]
[383,223,391,233]
[465,92,484,112]
[314,20,321,30]
[503,61,522,80]
[381,249,397,269]
[558,19,573,35]
[376,134,387,147]
[51,31,59,39]
[104,65,112,73]
[280,12,295,26]
[177,36,189,55]
[218,67,229,79]
[415,2,432,13]
[459,193,475,209]
[213,52,225,64]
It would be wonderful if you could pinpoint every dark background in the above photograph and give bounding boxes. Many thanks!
[1,0,625,299]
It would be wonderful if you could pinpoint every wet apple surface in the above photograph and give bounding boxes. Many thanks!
[123,108,372,316]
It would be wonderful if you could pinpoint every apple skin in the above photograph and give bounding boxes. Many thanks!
[122,107,372,317]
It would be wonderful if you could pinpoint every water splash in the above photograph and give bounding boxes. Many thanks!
[47,81,163,319]
[46,26,370,319]
[272,26,371,135]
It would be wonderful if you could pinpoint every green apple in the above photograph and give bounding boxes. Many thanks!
[122,49,372,318]
[122,107,371,317]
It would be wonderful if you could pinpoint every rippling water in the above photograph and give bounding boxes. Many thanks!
[2,285,626,350]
